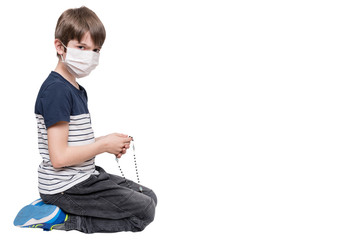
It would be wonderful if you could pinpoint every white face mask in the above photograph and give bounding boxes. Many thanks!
[60,43,99,78]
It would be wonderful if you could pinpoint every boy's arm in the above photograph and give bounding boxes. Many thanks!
[95,136,105,141]
[47,121,131,168]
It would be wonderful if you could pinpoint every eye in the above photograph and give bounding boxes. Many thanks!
[78,46,85,50]
[93,49,101,53]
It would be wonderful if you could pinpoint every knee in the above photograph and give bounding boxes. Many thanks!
[142,198,156,226]
[133,198,156,232]
[149,190,158,207]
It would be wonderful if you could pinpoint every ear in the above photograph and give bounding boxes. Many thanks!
[54,39,65,55]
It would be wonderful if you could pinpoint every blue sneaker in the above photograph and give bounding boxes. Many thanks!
[14,199,67,231]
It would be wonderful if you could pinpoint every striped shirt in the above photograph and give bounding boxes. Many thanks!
[35,71,98,195]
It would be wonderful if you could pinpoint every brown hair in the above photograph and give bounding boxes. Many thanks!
[55,6,106,56]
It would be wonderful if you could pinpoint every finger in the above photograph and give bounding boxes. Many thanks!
[115,133,128,138]
[116,153,122,158]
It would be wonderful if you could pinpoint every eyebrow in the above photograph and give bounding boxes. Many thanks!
[78,42,101,49]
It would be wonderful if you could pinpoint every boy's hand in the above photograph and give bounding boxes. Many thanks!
[100,133,132,158]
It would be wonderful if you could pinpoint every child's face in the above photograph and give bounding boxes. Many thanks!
[64,31,101,56]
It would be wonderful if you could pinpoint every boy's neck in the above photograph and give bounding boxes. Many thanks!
[54,60,80,90]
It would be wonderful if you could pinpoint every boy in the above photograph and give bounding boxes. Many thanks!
[14,6,157,233]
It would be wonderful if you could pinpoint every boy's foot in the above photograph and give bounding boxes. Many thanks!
[14,199,67,231]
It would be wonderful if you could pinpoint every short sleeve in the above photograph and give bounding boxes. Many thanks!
[38,82,72,128]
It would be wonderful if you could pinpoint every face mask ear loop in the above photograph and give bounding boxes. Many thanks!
[59,41,67,62]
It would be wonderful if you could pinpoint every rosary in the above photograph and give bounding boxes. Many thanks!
[115,136,143,193]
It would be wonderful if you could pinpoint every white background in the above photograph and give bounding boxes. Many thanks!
[0,0,359,239]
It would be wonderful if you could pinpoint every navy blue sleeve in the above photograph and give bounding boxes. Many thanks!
[38,82,72,128]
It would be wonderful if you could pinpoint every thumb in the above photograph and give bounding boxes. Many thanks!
[116,133,128,138]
